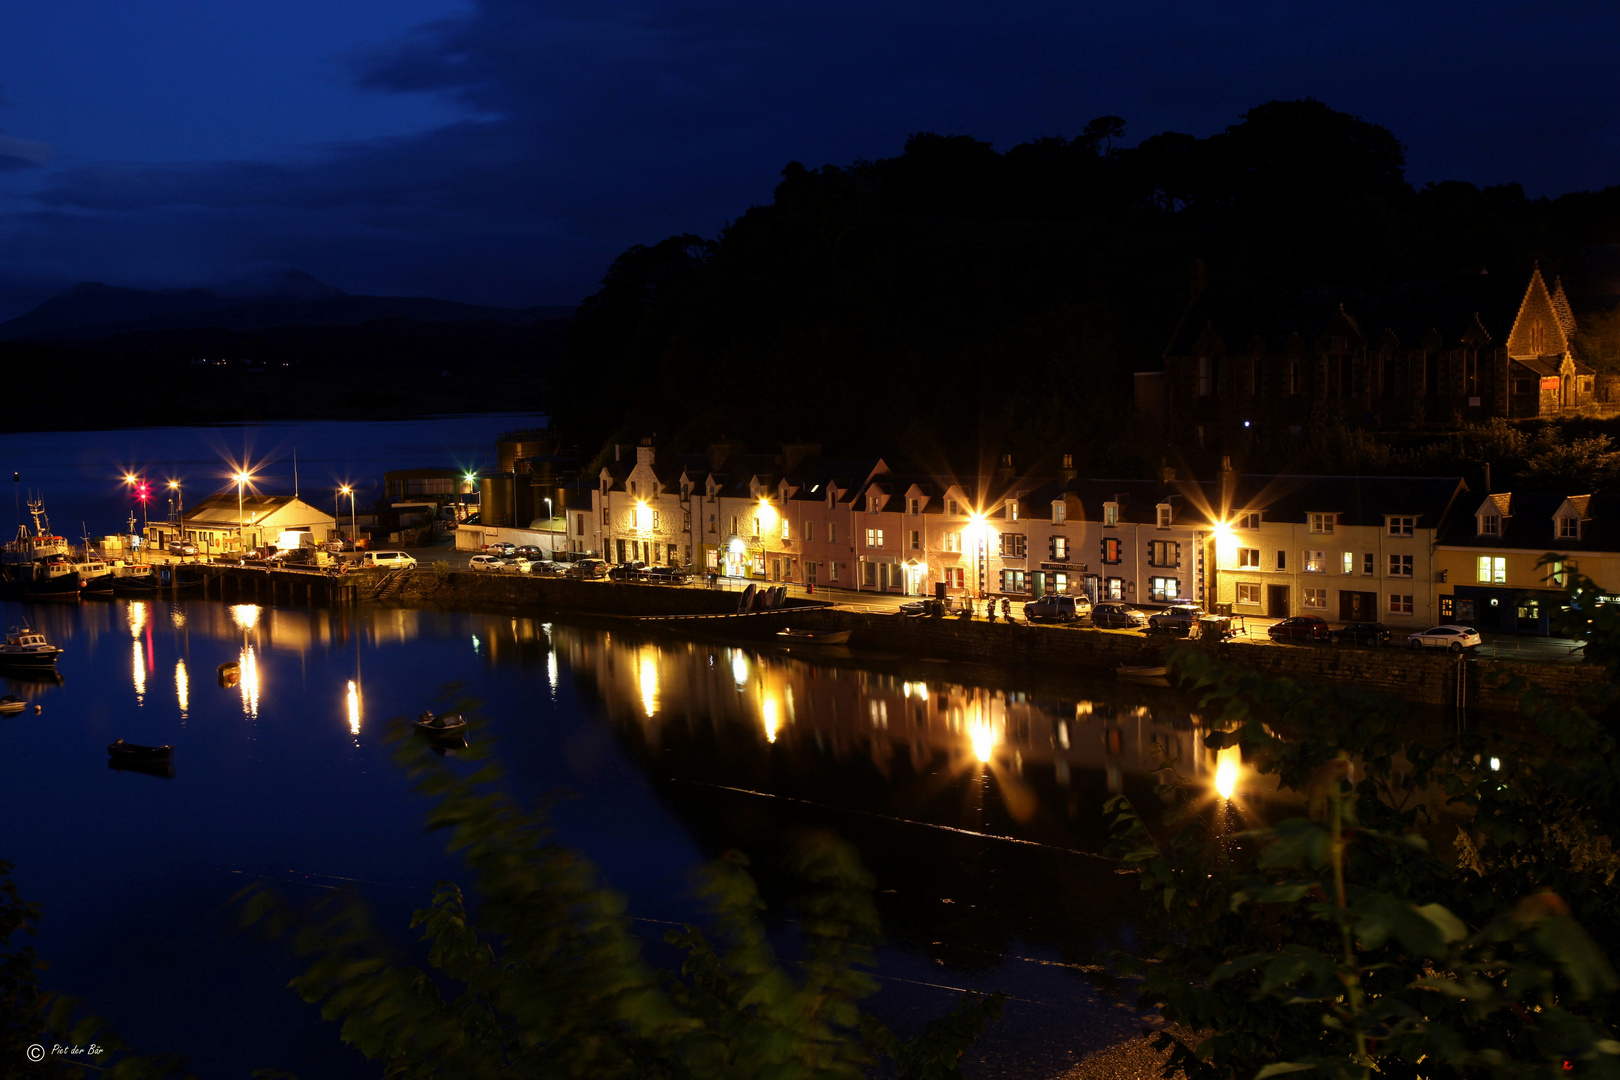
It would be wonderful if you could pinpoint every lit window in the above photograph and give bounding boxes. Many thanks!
[1053,502,1066,523]
[1008,500,1019,521]
[781,519,790,541]
[1104,503,1119,526]
[1052,536,1069,560]
[1157,506,1172,528]
[1476,556,1506,584]
[1303,588,1326,608]
[866,529,884,548]
[1341,552,1354,574]
[1104,577,1123,599]
[1305,550,1325,573]
[1102,538,1123,564]
[1149,577,1180,601]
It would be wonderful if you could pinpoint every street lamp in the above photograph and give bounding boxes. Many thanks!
[340,485,356,545]
[235,470,252,554]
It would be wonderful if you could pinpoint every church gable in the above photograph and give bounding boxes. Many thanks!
[1551,276,1578,341]
[1505,266,1570,359]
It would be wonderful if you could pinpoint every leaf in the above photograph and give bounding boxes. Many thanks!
[1255,1063,1316,1079]
[1413,903,1467,945]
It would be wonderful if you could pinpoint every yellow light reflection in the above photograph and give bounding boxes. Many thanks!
[637,646,660,718]
[170,606,187,628]
[904,681,929,701]
[132,641,146,703]
[126,600,148,637]
[230,604,261,632]
[239,646,260,720]
[346,679,361,736]
[1214,745,1241,801]
[175,660,189,718]
[762,696,780,743]
[547,649,559,693]
[969,716,996,763]
[731,650,748,688]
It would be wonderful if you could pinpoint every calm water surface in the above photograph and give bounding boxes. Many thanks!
[0,587,1229,1078]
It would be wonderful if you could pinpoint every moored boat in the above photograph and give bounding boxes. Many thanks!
[414,711,468,736]
[0,626,63,669]
[107,739,173,761]
[776,627,852,645]
[2,498,81,600]
[0,695,25,715]
[111,564,157,594]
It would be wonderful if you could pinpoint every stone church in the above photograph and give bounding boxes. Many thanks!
[1148,266,1597,451]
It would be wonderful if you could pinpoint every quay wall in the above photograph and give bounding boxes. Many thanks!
[367,570,1608,714]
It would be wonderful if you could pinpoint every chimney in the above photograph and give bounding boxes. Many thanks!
[1159,464,1177,484]
[636,441,655,468]
[995,452,1014,482]
[614,444,623,462]
[1484,462,1492,492]
[1060,452,1076,480]
[1219,455,1237,517]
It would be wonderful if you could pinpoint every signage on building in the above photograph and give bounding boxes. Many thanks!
[1541,377,1561,391]
[1039,562,1087,572]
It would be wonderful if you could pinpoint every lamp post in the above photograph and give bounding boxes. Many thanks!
[235,471,251,554]
[544,497,554,557]
[340,485,356,546]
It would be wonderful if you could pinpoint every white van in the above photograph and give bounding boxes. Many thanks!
[363,551,417,570]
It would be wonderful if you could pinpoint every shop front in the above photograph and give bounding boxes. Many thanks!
[1442,585,1556,635]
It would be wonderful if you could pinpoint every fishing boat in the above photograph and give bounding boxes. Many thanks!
[111,564,157,594]
[1,499,82,600]
[414,711,468,736]
[0,696,25,715]
[0,626,63,669]
[775,627,852,645]
[107,739,173,761]
[76,559,115,595]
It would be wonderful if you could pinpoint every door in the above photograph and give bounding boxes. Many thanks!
[615,539,626,564]
[1267,585,1290,618]
[771,559,781,582]
[1339,591,1374,621]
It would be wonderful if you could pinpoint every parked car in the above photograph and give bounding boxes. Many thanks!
[1268,616,1331,644]
[1091,602,1148,629]
[569,559,608,579]
[167,540,198,557]
[644,565,691,585]
[1332,621,1391,647]
[268,548,316,567]
[1023,594,1091,624]
[323,538,355,553]
[503,557,533,573]
[1148,603,1205,635]
[513,545,541,558]
[363,551,417,570]
[484,542,516,556]
[468,554,504,572]
[1407,625,1482,652]
[608,561,648,581]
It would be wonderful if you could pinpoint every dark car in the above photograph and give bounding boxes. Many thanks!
[1091,601,1148,629]
[608,561,648,581]
[644,565,691,585]
[1023,594,1091,624]
[515,545,542,558]
[1332,621,1391,647]
[1148,603,1205,635]
[1268,616,1331,644]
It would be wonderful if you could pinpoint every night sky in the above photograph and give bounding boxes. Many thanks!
[2,0,1618,320]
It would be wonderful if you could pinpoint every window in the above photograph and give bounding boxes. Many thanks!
[1309,513,1335,534]
[1238,547,1261,568]
[1105,577,1124,600]
[1053,502,1066,524]
[1148,540,1179,567]
[1149,577,1181,601]
[1001,533,1027,558]
[1197,355,1212,397]
[576,513,585,536]
[1101,538,1123,564]
[908,498,919,515]
[1362,553,1374,575]
[651,510,661,530]
[1477,556,1506,584]
[781,519,790,541]
[1303,588,1326,608]
[865,529,884,548]
[943,531,961,553]
[1559,516,1580,539]
[1550,559,1577,587]
[1480,514,1500,537]
[1389,594,1414,615]
[1238,512,1260,529]
[707,513,717,534]
[829,562,840,582]
[909,530,921,550]
[602,505,610,525]
[944,567,964,588]
[1052,536,1069,560]
[1007,500,1019,521]
[1104,503,1119,527]
[1052,573,1068,592]
[1341,552,1354,574]
[804,521,814,542]
[862,562,877,587]
[753,517,761,536]
[1000,569,1028,592]
[1439,596,1453,620]
[731,516,738,535]
[1236,583,1261,605]
[947,500,960,516]
[1388,516,1415,537]
[1277,550,1287,571]
[1156,505,1172,528]
[869,495,881,513]
[682,510,691,531]
[1389,554,1413,578]
[1305,550,1325,573]
[828,523,838,544]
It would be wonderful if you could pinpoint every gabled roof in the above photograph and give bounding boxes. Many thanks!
[1506,265,1571,359]
[1207,475,1468,530]
[1551,277,1579,340]
[181,493,334,527]
[1477,493,1513,519]
[1441,492,1620,552]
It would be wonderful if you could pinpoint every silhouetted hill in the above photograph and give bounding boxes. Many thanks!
[0,271,574,341]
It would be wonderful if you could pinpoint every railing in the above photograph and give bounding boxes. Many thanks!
[1476,638,1586,661]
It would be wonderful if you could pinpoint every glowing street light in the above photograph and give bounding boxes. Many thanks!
[339,484,357,544]
[235,470,253,554]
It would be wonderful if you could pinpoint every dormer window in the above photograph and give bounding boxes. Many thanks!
[869,495,881,513]
[908,498,919,515]
[1480,514,1501,537]
[1558,515,1580,540]
[1308,513,1335,534]
[1053,502,1066,524]
[1104,502,1119,527]
[1238,512,1260,529]
[1008,500,1019,521]
[947,499,960,516]
[1156,505,1172,528]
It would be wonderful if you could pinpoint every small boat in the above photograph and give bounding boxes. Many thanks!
[111,565,157,595]
[107,739,173,761]
[1115,664,1168,678]
[0,626,63,669]
[218,661,240,688]
[0,696,25,715]
[776,627,852,646]
[414,711,468,736]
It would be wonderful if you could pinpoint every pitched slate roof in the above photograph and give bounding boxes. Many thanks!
[1440,492,1620,553]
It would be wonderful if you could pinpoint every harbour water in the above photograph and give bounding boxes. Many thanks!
[0,592,1220,1078]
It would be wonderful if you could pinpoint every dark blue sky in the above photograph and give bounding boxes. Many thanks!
[2,0,1618,320]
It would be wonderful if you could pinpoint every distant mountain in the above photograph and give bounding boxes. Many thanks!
[0,271,574,341]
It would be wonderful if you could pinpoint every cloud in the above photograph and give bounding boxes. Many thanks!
[4,0,1620,308]
[0,135,54,169]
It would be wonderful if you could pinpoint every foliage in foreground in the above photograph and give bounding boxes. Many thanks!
[1109,572,1620,1078]
[238,706,1001,1079]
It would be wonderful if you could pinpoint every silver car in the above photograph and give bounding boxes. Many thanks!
[1406,625,1482,653]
